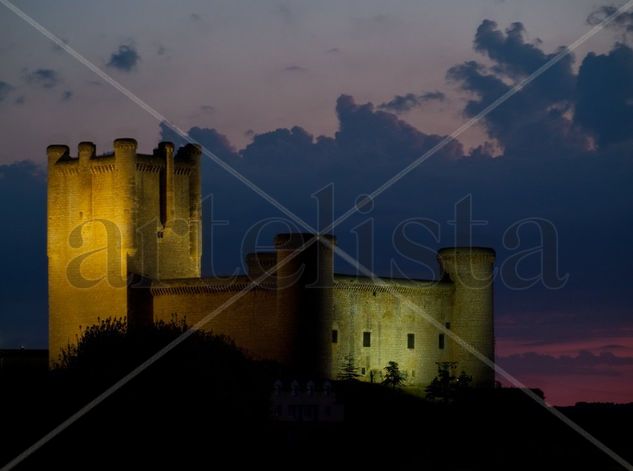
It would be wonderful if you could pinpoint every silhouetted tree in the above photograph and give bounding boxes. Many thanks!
[338,354,361,381]
[54,316,279,419]
[27,317,291,467]
[425,361,472,402]
[382,361,407,389]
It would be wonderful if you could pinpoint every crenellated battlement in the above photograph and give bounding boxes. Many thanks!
[47,139,201,173]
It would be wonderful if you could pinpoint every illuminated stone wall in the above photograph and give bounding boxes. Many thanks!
[331,276,455,391]
[145,246,496,390]
[149,277,282,361]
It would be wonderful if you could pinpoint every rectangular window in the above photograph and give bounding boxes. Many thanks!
[361,367,366,375]
[332,329,338,343]
[445,322,451,330]
[363,331,371,347]
[407,333,415,349]
[439,333,445,350]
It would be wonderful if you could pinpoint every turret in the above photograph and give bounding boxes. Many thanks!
[437,247,495,387]
[78,141,95,165]
[46,144,69,166]
[275,233,335,377]
[113,138,137,254]
[246,252,277,280]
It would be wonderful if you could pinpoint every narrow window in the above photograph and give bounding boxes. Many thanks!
[331,329,338,343]
[439,333,445,350]
[363,331,371,347]
[445,322,451,330]
[361,367,366,375]
[407,333,415,349]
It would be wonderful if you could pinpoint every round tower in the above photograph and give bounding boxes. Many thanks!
[437,247,495,387]
[275,233,335,377]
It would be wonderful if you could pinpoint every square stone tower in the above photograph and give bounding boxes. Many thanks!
[47,139,202,364]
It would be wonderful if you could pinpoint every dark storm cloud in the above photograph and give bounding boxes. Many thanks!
[379,91,446,113]
[241,126,316,161]
[334,94,463,162]
[0,81,12,102]
[107,45,140,72]
[498,351,633,377]
[450,20,633,159]
[473,20,577,105]
[574,43,633,147]
[159,123,238,162]
[587,5,633,34]
[475,21,555,79]
[448,20,586,160]
[188,126,239,161]
[157,23,633,348]
[23,68,60,89]
[0,161,47,347]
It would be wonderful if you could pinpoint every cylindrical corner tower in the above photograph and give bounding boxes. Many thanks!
[437,247,495,387]
[275,233,335,377]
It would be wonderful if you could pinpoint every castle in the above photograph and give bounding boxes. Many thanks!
[47,139,495,389]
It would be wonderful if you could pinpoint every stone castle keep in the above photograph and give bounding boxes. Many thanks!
[47,138,495,389]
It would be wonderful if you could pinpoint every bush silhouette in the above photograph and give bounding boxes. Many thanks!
[54,317,278,421]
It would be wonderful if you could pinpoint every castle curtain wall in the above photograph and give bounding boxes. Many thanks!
[331,278,454,388]
[148,279,281,361]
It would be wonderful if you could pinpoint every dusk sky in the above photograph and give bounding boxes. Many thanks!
[1,0,633,405]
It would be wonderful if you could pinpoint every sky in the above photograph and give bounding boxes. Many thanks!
[1,0,633,406]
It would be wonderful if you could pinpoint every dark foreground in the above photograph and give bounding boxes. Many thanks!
[1,336,631,471]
